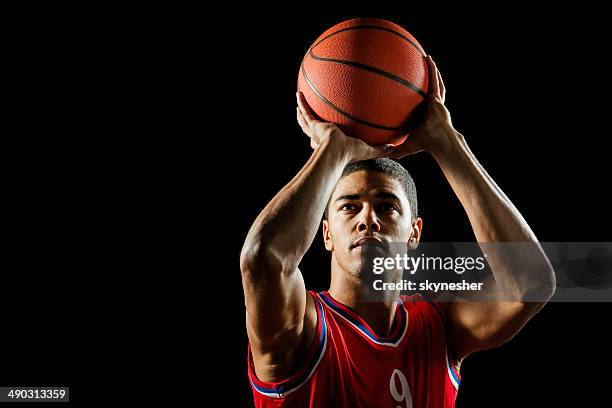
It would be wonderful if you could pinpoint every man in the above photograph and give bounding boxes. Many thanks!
[241,56,556,407]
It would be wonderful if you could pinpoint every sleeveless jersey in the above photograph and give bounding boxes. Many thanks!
[248,290,461,407]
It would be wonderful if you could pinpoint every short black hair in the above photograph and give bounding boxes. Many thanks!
[323,158,418,221]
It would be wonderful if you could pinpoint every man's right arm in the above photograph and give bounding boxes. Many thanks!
[240,93,392,382]
[240,135,350,382]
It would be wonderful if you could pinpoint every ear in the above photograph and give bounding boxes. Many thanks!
[408,217,423,250]
[323,219,333,251]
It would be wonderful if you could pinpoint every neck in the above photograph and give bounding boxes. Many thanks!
[328,256,400,338]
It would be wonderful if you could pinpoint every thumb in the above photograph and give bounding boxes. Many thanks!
[374,143,396,158]
[384,144,397,155]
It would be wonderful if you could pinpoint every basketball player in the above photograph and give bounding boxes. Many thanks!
[241,56,556,407]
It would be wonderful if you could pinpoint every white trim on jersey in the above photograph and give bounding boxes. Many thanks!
[445,345,461,390]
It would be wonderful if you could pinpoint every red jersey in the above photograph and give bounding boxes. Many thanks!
[248,290,461,407]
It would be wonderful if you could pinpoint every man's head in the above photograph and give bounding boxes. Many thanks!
[322,158,422,277]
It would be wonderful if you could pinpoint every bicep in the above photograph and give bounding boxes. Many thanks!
[242,264,308,353]
[243,265,319,382]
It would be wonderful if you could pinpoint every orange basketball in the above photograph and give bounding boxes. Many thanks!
[298,18,428,146]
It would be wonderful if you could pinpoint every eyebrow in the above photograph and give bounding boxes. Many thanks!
[334,194,360,203]
[334,191,401,203]
[375,191,401,201]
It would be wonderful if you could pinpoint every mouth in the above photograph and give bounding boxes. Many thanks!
[351,237,383,250]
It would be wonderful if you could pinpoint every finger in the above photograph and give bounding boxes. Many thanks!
[296,91,318,123]
[390,136,424,159]
[384,144,397,158]
[296,91,314,122]
[436,68,446,103]
[391,144,422,159]
[425,56,440,99]
[296,107,312,136]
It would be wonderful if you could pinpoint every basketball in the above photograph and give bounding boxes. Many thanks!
[298,18,429,146]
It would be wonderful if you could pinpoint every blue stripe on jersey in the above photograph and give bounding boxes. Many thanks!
[446,347,461,388]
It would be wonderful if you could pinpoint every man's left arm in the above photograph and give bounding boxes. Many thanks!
[393,56,556,363]
[431,127,556,362]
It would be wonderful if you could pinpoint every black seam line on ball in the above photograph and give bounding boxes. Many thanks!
[312,25,426,57]
[300,63,407,131]
[309,50,427,98]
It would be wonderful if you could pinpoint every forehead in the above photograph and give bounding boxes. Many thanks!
[332,170,408,201]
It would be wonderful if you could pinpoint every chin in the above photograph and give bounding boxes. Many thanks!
[336,256,363,278]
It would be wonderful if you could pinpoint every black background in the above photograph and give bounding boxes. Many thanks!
[4,4,610,406]
[227,6,611,408]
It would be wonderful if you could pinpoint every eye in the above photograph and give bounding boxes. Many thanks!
[339,203,357,212]
[379,203,399,213]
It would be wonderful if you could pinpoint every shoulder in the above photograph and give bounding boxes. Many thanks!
[248,291,328,398]
[248,291,322,383]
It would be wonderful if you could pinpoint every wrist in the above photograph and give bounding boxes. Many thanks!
[317,135,352,167]
[427,126,465,162]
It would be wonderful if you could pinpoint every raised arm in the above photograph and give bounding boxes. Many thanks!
[240,93,392,381]
[393,56,556,362]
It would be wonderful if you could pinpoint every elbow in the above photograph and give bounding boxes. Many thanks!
[539,251,557,300]
[521,268,556,302]
[538,267,557,300]
[546,270,557,299]
[240,236,287,278]
[240,238,265,276]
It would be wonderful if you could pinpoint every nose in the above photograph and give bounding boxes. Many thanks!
[357,206,381,233]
